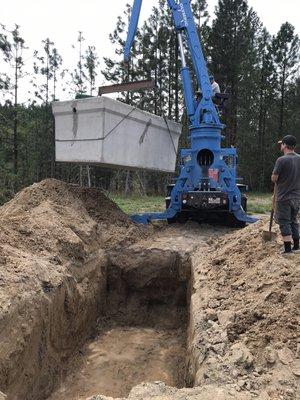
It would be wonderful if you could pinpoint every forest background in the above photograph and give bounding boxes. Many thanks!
[0,0,299,204]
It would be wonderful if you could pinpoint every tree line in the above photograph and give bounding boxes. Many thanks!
[0,0,299,204]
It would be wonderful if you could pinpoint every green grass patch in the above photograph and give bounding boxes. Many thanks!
[111,195,165,215]
[111,192,272,215]
[247,192,271,214]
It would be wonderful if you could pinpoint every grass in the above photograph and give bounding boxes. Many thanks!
[247,192,272,215]
[111,192,272,215]
[110,195,165,215]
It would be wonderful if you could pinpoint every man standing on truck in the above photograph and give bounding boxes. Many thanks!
[195,76,221,105]
[209,75,220,97]
[271,135,300,255]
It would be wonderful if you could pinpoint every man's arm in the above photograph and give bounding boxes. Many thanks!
[271,173,278,183]
[272,158,281,183]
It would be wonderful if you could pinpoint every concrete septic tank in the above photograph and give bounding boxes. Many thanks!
[53,96,182,173]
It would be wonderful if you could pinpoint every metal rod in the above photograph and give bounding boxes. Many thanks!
[177,32,187,68]
[98,79,155,96]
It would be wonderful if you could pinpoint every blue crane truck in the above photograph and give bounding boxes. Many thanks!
[124,0,257,227]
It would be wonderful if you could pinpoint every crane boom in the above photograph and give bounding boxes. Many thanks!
[124,0,143,62]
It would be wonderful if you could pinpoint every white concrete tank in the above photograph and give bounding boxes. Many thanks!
[52,96,182,173]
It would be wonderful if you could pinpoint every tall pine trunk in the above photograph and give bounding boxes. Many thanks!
[13,56,18,178]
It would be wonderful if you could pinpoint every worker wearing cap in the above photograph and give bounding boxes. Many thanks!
[271,135,300,254]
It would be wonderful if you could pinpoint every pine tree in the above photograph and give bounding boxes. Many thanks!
[102,4,143,106]
[191,0,209,27]
[0,24,27,182]
[33,38,55,104]
[0,24,11,96]
[285,77,300,141]
[271,22,299,137]
[209,0,261,146]
[84,46,99,95]
[71,31,87,95]
[50,47,63,101]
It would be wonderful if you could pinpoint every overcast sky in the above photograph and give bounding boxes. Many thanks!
[1,0,299,102]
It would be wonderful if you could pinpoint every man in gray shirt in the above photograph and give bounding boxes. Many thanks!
[271,135,300,254]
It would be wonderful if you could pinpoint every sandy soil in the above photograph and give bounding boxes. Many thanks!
[187,220,300,399]
[0,179,148,400]
[48,327,186,400]
[86,219,300,400]
[0,179,299,400]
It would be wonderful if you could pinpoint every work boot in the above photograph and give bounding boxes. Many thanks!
[281,242,293,256]
[292,238,300,252]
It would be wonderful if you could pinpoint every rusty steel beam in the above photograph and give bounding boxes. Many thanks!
[98,79,155,96]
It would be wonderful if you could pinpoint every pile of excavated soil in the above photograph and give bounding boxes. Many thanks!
[0,178,142,251]
[187,220,300,399]
[0,179,147,299]
[0,178,148,319]
[0,179,149,400]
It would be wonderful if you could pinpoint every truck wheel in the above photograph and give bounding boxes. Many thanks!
[226,213,246,228]
[167,212,188,224]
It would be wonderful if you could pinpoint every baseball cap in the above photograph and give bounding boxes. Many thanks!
[278,135,297,147]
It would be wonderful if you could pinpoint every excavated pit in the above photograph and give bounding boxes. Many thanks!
[46,247,192,400]
[0,180,200,400]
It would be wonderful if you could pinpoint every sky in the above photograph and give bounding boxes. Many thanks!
[1,0,299,102]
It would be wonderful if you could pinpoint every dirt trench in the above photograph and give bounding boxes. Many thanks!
[0,180,205,400]
[2,242,194,400]
[47,247,192,400]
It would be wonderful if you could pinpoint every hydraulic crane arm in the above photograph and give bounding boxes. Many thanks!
[124,0,143,62]
[124,0,221,127]
[124,0,179,63]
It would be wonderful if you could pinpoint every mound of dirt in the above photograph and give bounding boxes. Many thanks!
[0,178,148,315]
[188,219,300,399]
[0,179,148,400]
[0,178,146,262]
[0,178,137,239]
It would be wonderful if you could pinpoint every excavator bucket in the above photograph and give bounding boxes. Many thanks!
[98,79,155,96]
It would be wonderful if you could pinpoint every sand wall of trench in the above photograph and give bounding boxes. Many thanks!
[0,249,108,400]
